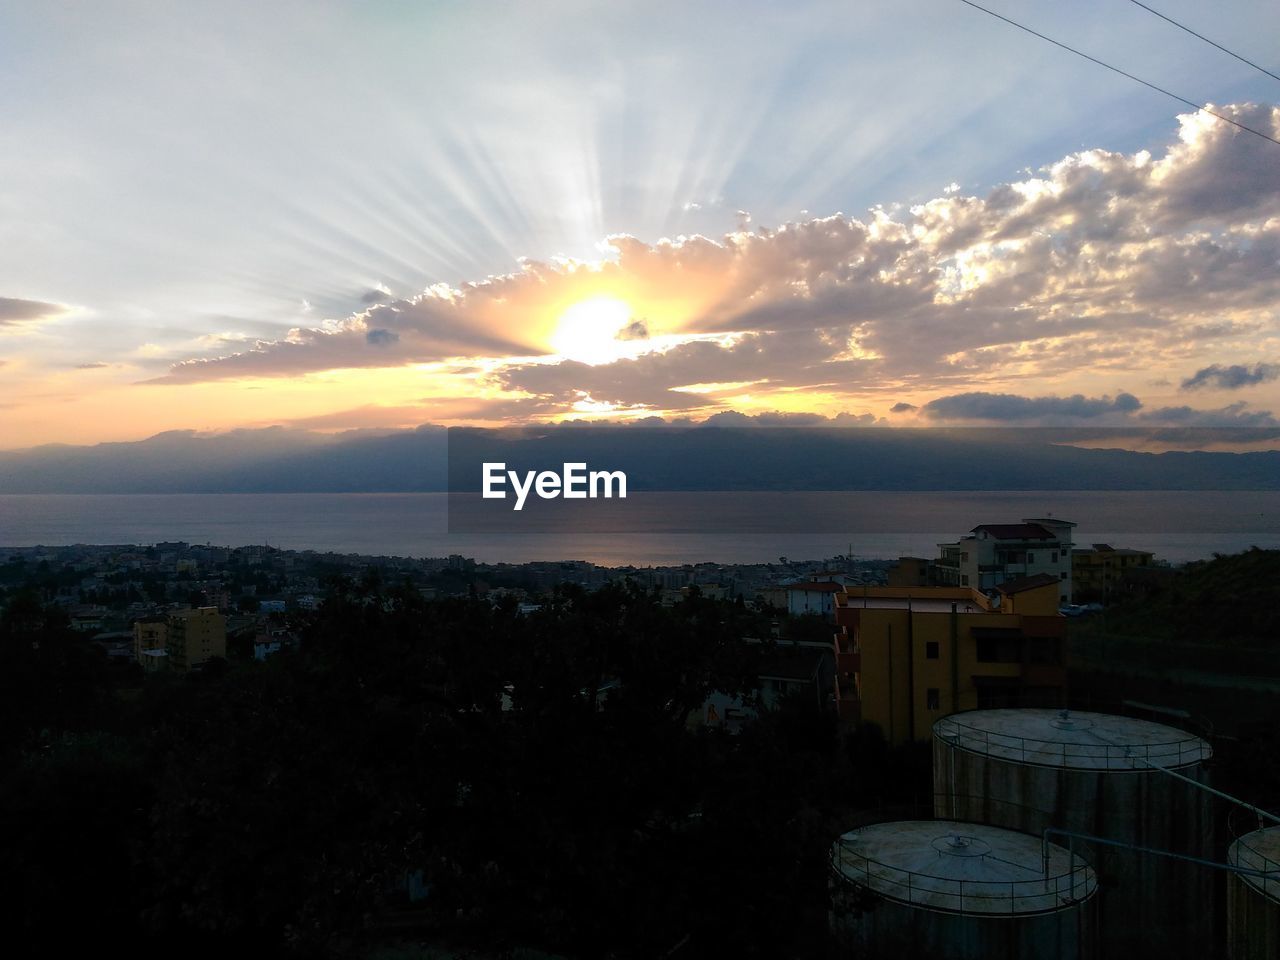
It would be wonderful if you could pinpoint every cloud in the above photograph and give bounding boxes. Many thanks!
[616,319,649,341]
[1180,362,1278,391]
[276,404,431,431]
[75,362,110,369]
[919,391,1142,422]
[701,410,832,427]
[494,328,871,411]
[360,287,391,304]
[890,402,918,413]
[0,297,66,327]
[149,104,1280,424]
[1138,402,1278,427]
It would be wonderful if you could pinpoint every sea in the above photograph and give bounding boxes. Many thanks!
[1,491,1277,565]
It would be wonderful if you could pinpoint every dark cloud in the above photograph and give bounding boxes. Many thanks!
[616,319,650,341]
[920,391,1142,422]
[360,288,391,304]
[1180,362,1278,391]
[1138,402,1278,427]
[0,297,66,326]
[494,329,870,411]
[701,410,831,427]
[365,328,399,346]
[890,402,918,413]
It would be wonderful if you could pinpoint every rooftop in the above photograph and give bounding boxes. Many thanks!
[787,581,845,592]
[831,820,1096,915]
[1228,827,1280,904]
[836,586,992,614]
[995,573,1060,596]
[971,523,1057,540]
[934,709,1212,771]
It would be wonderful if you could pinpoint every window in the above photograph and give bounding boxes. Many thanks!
[960,575,969,586]
[1026,552,1034,563]
[1027,638,1061,665]
[926,641,940,660]
[1060,572,1067,579]
[976,636,1021,663]
[926,688,940,710]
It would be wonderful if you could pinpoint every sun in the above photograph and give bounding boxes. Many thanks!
[550,297,636,365]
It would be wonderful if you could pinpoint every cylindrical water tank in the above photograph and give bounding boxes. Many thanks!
[933,709,1213,959]
[1227,826,1280,959]
[829,819,1097,959]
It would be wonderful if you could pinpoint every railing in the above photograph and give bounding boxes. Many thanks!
[830,833,1096,915]
[1229,828,1280,902]
[934,713,1211,770]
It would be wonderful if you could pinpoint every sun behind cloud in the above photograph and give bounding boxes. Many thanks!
[549,296,638,365]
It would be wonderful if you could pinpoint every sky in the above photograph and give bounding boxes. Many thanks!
[2,0,1279,448]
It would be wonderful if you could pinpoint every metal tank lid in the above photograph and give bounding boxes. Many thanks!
[831,819,1096,915]
[1229,826,1280,903]
[933,708,1211,771]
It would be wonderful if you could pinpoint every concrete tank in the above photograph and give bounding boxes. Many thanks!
[1227,826,1280,959]
[933,709,1213,960]
[829,819,1098,959]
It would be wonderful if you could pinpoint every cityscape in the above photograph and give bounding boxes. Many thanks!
[4,0,1280,957]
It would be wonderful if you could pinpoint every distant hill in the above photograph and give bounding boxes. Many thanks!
[1,424,1278,493]
[0,426,448,493]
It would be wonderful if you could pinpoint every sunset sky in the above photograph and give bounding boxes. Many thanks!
[2,0,1279,448]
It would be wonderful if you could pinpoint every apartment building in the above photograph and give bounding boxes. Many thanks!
[133,606,227,673]
[1072,543,1156,601]
[934,518,1076,603]
[167,606,226,671]
[832,576,1067,745]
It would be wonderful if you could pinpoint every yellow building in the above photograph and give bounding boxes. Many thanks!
[133,607,227,673]
[833,576,1066,745]
[133,617,168,661]
[167,606,227,672]
[1071,543,1155,600]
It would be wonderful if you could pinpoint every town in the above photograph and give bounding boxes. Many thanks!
[1,516,1159,684]
[6,514,1277,957]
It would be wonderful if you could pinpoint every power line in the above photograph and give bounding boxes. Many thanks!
[1124,0,1280,84]
[955,0,1280,148]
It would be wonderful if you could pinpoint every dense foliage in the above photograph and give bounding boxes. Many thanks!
[1084,547,1280,647]
[0,578,927,957]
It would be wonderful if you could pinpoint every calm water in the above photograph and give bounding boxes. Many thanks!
[0,491,1276,565]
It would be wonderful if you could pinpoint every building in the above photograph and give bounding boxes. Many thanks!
[133,616,168,661]
[934,517,1076,603]
[168,606,226,671]
[786,580,845,618]
[1071,543,1155,601]
[886,556,934,588]
[832,577,1067,745]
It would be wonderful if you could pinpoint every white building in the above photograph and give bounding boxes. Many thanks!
[935,518,1076,604]
[786,580,846,618]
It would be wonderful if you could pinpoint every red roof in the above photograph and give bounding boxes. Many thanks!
[972,523,1057,540]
